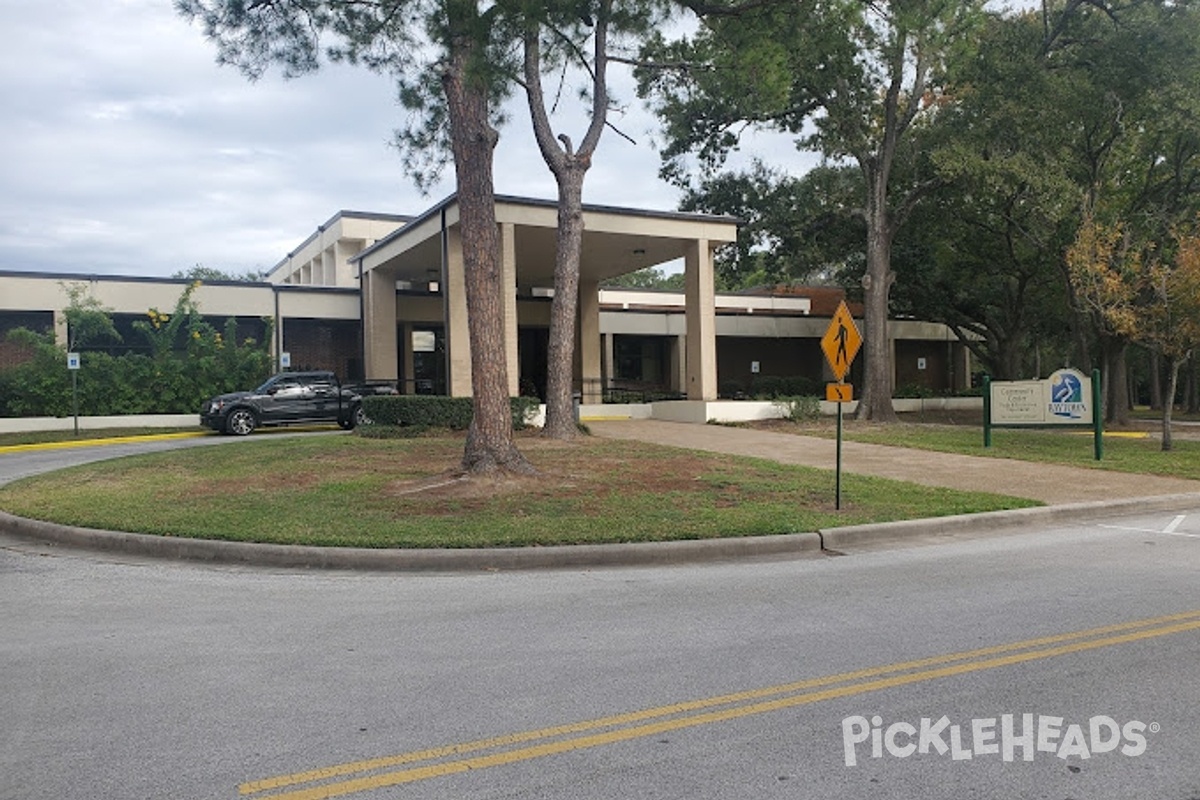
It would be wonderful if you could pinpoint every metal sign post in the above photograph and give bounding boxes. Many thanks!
[67,352,81,436]
[821,302,862,510]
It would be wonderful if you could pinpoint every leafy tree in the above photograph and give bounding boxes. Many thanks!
[172,264,266,282]
[601,266,686,289]
[61,282,122,353]
[1048,0,1200,423]
[0,284,272,417]
[177,0,532,475]
[678,161,864,290]
[1142,228,1200,449]
[1067,217,1200,449]
[639,0,988,420]
[864,9,1080,380]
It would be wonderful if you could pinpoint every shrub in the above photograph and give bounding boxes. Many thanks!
[894,383,936,399]
[774,395,822,422]
[749,375,822,399]
[362,395,541,431]
[0,283,273,417]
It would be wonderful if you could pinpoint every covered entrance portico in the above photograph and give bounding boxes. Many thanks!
[353,195,738,402]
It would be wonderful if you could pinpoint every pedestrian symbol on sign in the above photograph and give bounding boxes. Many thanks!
[821,301,861,383]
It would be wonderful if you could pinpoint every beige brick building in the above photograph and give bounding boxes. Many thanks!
[0,195,973,403]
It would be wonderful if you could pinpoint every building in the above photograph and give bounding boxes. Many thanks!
[0,195,972,403]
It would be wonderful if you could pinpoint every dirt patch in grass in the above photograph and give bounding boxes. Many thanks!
[381,435,731,505]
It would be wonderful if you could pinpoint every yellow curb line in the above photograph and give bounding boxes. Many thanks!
[0,431,212,454]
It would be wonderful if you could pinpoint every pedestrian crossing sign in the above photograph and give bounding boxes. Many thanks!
[821,301,861,382]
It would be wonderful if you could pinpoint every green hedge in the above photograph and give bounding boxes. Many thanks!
[362,395,541,431]
[748,375,823,399]
[0,282,274,418]
[0,325,272,417]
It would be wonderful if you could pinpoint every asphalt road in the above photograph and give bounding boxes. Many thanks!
[3,502,1200,800]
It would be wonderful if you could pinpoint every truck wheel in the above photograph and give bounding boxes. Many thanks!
[339,405,368,430]
[225,408,257,436]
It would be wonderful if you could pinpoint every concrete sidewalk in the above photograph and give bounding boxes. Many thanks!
[588,419,1200,505]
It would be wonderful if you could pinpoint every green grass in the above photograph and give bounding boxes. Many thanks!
[0,434,1038,548]
[818,423,1200,480]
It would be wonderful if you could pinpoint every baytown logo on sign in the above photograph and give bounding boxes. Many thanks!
[841,714,1154,767]
[1050,370,1086,419]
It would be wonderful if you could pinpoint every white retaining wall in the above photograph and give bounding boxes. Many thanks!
[0,415,199,434]
[1,397,983,433]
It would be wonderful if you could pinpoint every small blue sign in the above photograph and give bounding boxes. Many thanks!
[1049,370,1086,419]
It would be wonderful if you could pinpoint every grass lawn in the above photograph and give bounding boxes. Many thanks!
[769,415,1200,480]
[0,431,1038,548]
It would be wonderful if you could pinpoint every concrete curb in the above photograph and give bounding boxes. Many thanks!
[4,493,1198,572]
[818,494,1200,550]
[0,430,210,455]
[0,510,823,572]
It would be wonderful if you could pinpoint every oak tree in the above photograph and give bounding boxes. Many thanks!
[638,0,987,420]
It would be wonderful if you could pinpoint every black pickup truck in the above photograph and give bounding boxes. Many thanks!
[200,371,384,435]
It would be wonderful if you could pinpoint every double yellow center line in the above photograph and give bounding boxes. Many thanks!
[240,609,1200,799]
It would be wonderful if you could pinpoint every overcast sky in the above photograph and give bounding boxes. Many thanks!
[0,0,819,280]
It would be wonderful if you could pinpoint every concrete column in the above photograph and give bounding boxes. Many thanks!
[53,310,68,348]
[579,278,602,403]
[400,322,415,395]
[444,226,472,398]
[602,333,614,391]
[684,239,718,400]
[362,268,399,381]
[500,223,520,397]
[957,341,972,392]
[321,246,334,286]
[334,240,353,287]
[671,335,686,394]
[889,331,898,395]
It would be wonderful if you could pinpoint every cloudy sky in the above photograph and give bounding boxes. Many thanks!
[0,0,816,280]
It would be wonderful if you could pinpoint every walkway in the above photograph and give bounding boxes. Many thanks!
[588,420,1200,505]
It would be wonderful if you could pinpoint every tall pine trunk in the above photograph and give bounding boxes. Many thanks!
[522,11,610,441]
[442,30,532,475]
[542,172,587,439]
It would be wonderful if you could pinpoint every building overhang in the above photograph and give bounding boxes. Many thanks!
[353,194,740,287]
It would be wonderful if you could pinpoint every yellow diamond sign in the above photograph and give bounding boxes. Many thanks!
[821,301,861,382]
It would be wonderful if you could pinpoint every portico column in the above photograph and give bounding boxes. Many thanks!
[684,238,718,400]
[888,329,898,396]
[444,226,472,397]
[670,335,686,394]
[579,278,602,403]
[500,223,520,397]
[602,333,614,392]
[400,322,415,395]
[362,267,399,381]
